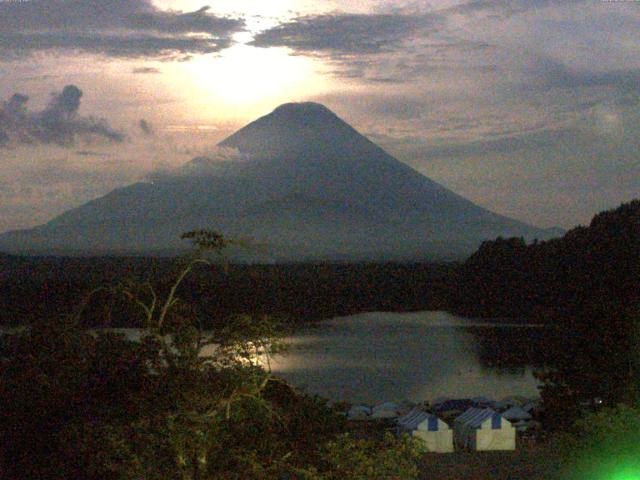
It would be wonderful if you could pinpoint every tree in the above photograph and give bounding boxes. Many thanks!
[0,230,424,479]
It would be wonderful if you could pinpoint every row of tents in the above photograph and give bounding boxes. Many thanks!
[432,396,539,416]
[397,406,517,452]
[346,396,542,453]
[347,397,539,422]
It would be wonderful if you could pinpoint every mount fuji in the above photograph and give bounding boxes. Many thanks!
[0,102,555,260]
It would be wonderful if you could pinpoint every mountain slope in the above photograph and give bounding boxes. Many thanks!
[0,102,555,259]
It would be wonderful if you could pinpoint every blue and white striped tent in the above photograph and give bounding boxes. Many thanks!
[456,407,503,428]
[454,407,515,451]
[397,408,453,453]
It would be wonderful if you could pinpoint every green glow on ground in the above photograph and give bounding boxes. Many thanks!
[606,465,640,480]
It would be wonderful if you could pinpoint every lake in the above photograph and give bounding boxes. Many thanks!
[1,310,550,404]
[269,311,550,404]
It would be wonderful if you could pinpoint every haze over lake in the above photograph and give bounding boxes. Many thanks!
[270,311,547,403]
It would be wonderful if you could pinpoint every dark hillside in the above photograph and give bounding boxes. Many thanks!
[455,199,640,321]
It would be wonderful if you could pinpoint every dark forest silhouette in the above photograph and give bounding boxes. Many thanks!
[1,199,638,331]
[455,199,640,322]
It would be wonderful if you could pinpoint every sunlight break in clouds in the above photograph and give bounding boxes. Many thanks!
[167,44,327,108]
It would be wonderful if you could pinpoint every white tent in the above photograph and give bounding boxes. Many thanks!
[454,407,515,451]
[347,405,371,420]
[370,402,399,419]
[502,406,532,422]
[397,408,453,453]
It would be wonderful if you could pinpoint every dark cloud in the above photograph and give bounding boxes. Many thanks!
[132,67,161,74]
[251,13,434,55]
[374,125,577,160]
[0,85,124,147]
[47,85,82,119]
[75,150,110,157]
[20,74,59,82]
[19,162,131,186]
[366,97,427,120]
[428,127,576,158]
[0,0,244,59]
[531,57,640,91]
[139,119,154,136]
[371,111,640,229]
[513,56,640,112]
[552,69,640,100]
[126,5,239,35]
[0,31,232,59]
[251,12,498,83]
[446,0,586,19]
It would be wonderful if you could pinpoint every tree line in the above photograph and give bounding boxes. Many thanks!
[0,257,456,328]
[454,199,640,322]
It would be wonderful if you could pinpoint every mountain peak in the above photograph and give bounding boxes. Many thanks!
[261,102,345,130]
[219,102,358,158]
[271,102,337,118]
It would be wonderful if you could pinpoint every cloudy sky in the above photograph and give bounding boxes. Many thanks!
[0,0,638,233]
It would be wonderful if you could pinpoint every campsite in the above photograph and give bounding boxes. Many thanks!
[342,396,556,479]
[345,396,539,453]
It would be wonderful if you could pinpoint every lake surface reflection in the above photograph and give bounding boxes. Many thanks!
[0,311,549,404]
[270,311,549,403]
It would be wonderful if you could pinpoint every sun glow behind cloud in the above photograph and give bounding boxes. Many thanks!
[151,1,336,118]
[184,45,324,106]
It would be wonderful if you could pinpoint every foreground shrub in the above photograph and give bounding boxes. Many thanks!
[550,404,640,479]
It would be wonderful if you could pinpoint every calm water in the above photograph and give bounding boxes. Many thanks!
[1,311,549,404]
[269,311,549,403]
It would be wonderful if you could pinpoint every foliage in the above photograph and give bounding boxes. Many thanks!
[456,199,640,321]
[0,231,424,479]
[317,432,424,480]
[549,404,640,479]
